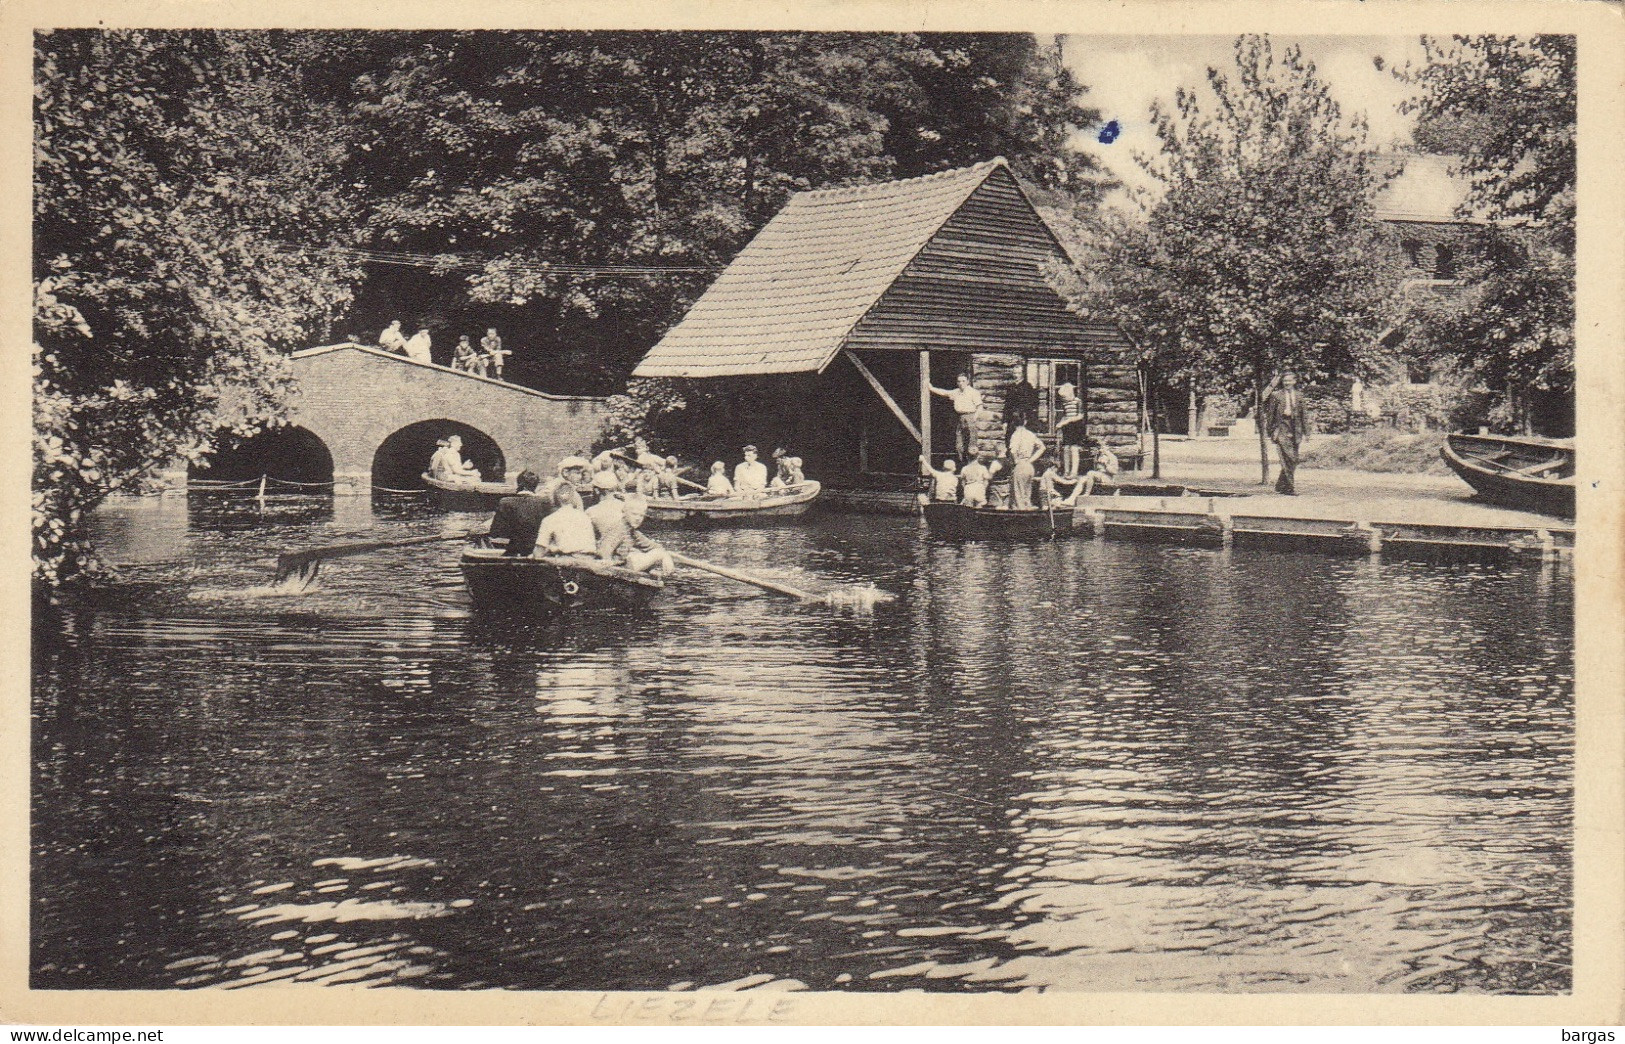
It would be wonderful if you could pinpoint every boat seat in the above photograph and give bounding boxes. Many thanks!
[1518,459,1567,477]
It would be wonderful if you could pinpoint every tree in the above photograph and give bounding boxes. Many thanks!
[319,31,1110,394]
[33,30,363,586]
[1051,36,1406,482]
[1386,36,1575,434]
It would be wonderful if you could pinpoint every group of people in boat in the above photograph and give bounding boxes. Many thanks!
[921,374,1118,511]
[379,321,510,379]
[486,455,674,576]
[703,444,805,498]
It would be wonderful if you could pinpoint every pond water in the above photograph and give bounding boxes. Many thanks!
[32,495,1573,993]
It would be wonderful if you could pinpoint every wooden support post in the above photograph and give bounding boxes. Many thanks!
[844,350,921,445]
[919,351,933,461]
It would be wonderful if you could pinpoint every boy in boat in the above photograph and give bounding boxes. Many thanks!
[596,493,673,576]
[959,454,994,508]
[429,435,481,483]
[533,486,598,557]
[770,452,805,490]
[659,456,683,499]
[707,462,734,497]
[487,470,547,556]
[733,445,768,497]
[586,470,624,519]
[919,455,960,502]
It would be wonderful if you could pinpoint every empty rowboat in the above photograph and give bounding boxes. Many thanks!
[1440,433,1575,518]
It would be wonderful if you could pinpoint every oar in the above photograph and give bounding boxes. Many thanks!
[610,449,708,493]
[274,530,487,589]
[669,551,894,608]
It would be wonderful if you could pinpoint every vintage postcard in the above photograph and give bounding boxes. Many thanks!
[3,0,1621,1029]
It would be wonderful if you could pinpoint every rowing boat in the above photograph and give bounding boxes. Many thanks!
[422,473,514,512]
[642,480,822,525]
[459,548,664,613]
[922,501,1082,538]
[1440,433,1575,517]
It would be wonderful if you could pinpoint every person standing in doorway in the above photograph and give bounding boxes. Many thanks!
[929,372,985,462]
[1264,372,1311,495]
[1003,373,1039,436]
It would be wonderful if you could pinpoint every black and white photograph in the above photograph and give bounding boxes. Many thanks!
[8,0,1622,1029]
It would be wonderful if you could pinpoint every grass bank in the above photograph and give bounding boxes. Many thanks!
[1305,429,1451,475]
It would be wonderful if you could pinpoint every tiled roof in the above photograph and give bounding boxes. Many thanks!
[633,160,1010,378]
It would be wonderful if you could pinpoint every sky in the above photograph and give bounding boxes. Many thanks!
[1059,35,1430,205]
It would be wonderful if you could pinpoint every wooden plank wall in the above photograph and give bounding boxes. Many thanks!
[967,355,1141,460]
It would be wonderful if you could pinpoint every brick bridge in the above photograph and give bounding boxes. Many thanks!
[177,343,610,494]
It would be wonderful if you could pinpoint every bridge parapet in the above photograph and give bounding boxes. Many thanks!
[170,342,611,494]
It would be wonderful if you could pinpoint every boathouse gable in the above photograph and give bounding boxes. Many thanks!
[632,159,1140,476]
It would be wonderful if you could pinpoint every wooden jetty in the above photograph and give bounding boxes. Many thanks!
[1062,495,1573,564]
[832,485,1572,564]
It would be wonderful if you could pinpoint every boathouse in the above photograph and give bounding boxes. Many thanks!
[632,158,1140,487]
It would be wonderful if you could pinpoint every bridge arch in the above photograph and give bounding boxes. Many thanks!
[189,425,335,489]
[371,419,506,492]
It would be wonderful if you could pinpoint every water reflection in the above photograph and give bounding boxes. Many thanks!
[32,496,1573,993]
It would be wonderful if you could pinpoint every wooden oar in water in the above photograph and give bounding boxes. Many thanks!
[274,530,487,590]
[669,551,894,608]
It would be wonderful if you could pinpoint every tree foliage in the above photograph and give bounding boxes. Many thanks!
[1386,35,1575,434]
[316,31,1108,393]
[1050,36,1405,480]
[33,29,1109,585]
[33,29,363,585]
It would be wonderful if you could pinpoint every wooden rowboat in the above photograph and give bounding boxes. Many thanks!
[1440,433,1574,518]
[643,480,822,525]
[422,473,514,512]
[459,548,664,613]
[923,501,1082,538]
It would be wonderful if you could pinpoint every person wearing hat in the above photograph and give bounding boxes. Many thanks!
[1054,382,1087,479]
[537,455,593,514]
[486,469,548,556]
[733,445,768,497]
[585,469,626,536]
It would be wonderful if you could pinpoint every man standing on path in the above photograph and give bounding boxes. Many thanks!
[929,372,985,461]
[1264,371,1311,495]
